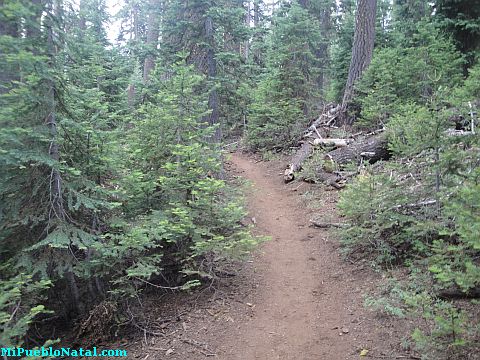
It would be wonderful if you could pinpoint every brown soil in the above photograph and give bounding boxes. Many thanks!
[220,152,367,359]
[106,152,412,360]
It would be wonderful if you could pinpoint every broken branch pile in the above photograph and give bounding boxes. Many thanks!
[284,104,390,187]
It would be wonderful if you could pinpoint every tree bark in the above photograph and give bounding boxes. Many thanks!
[316,1,332,93]
[127,2,141,104]
[323,133,388,171]
[341,0,377,121]
[285,133,389,183]
[298,0,309,8]
[78,0,87,42]
[127,84,136,108]
[284,142,314,182]
[312,138,351,147]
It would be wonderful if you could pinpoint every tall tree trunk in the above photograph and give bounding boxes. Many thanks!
[127,83,136,107]
[143,0,161,82]
[26,0,42,38]
[341,0,377,122]
[252,0,262,64]
[317,1,333,96]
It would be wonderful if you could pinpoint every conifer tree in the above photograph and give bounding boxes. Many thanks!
[341,0,377,121]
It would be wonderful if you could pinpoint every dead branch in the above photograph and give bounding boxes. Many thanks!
[312,138,352,147]
[309,220,349,228]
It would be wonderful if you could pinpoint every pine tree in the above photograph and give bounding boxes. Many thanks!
[341,0,377,121]
[247,2,323,151]
[435,0,480,69]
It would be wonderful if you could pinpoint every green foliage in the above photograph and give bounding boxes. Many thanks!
[0,272,52,348]
[2,0,479,355]
[1,0,259,347]
[338,165,440,265]
[435,0,480,68]
[364,275,478,359]
[339,26,480,359]
[356,21,464,128]
[299,150,327,182]
[247,81,304,151]
[160,0,252,138]
[327,0,355,102]
[247,3,324,151]
[100,62,260,298]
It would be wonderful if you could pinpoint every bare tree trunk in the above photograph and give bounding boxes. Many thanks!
[143,0,161,82]
[252,0,262,64]
[317,1,333,94]
[341,0,376,122]
[127,84,136,108]
[133,3,139,41]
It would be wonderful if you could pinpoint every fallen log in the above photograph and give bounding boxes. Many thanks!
[312,138,352,147]
[438,286,480,300]
[285,122,333,182]
[309,220,348,228]
[284,141,313,182]
[322,133,390,173]
[285,133,390,183]
[301,170,344,188]
[445,128,475,137]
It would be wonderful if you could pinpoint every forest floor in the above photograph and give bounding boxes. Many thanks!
[102,152,413,360]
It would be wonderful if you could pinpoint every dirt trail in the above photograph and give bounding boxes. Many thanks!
[217,153,364,360]
[119,153,407,360]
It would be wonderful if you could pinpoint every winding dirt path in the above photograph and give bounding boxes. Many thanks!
[217,153,366,360]
[120,152,407,360]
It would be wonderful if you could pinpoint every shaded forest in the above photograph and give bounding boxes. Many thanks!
[0,0,479,358]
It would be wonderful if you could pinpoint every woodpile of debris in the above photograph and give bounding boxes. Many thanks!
[284,103,390,188]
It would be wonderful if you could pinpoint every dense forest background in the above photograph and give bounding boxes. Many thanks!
[0,0,479,358]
